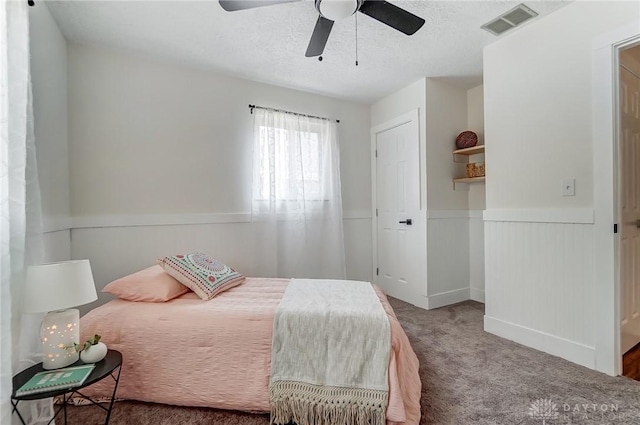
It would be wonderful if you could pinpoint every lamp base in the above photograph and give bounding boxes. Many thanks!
[41,308,80,370]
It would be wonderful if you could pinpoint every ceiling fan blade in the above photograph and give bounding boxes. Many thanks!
[219,0,300,12]
[305,15,334,57]
[358,0,425,35]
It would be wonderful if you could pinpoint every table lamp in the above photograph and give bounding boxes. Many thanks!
[24,260,98,369]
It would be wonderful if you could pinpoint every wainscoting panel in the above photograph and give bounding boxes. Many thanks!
[423,210,485,309]
[484,218,596,367]
[469,216,485,303]
[71,216,373,314]
[343,217,374,283]
[72,222,282,314]
[427,217,470,300]
[43,229,71,263]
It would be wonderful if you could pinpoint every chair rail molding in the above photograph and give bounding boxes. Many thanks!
[68,211,370,229]
[483,208,594,224]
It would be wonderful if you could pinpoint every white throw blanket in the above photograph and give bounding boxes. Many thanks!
[269,279,391,425]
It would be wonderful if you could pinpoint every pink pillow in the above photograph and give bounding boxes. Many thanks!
[102,265,190,302]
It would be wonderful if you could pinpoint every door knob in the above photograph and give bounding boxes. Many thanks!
[399,219,412,225]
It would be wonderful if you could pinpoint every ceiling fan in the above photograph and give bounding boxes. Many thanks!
[219,0,425,58]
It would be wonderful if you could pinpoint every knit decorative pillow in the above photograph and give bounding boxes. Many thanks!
[157,253,245,300]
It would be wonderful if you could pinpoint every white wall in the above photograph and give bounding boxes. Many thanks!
[371,78,428,210]
[467,85,485,302]
[483,0,639,371]
[424,79,471,307]
[425,78,468,211]
[426,212,470,307]
[468,212,484,303]
[29,3,71,262]
[466,85,485,211]
[484,218,596,368]
[485,1,636,210]
[68,44,371,218]
[67,43,372,305]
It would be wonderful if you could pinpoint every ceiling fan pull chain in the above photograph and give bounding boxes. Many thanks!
[355,12,359,66]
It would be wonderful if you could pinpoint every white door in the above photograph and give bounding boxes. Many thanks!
[620,56,640,354]
[373,111,425,305]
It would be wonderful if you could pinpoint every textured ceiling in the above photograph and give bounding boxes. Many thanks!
[45,0,572,103]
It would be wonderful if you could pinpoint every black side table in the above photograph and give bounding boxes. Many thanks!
[11,349,123,425]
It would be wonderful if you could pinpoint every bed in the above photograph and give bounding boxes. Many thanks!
[79,276,421,424]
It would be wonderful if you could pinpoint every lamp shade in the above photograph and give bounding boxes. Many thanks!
[24,260,98,313]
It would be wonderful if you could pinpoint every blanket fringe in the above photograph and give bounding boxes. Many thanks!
[270,380,387,425]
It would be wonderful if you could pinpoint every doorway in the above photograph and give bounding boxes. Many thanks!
[619,43,640,378]
[593,21,640,376]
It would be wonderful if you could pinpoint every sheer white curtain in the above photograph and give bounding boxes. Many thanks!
[1,1,51,423]
[252,108,346,279]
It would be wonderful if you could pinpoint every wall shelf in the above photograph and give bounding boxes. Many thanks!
[452,144,485,190]
[453,176,485,184]
[452,176,485,190]
[453,145,485,163]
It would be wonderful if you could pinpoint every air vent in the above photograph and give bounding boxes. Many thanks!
[481,3,538,36]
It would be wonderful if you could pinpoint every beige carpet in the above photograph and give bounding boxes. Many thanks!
[60,298,640,424]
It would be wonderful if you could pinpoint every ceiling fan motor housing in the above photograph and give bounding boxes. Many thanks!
[315,0,363,21]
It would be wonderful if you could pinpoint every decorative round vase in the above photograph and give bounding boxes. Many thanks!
[455,131,478,149]
[80,342,108,363]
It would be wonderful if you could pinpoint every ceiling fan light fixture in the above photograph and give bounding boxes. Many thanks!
[315,0,360,22]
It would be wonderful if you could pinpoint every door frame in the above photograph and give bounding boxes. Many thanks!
[618,45,640,356]
[593,22,640,376]
[370,109,420,291]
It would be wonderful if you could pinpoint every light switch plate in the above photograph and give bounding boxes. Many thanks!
[562,178,575,197]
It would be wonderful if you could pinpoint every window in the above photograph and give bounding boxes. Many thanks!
[255,125,323,201]
[250,107,346,278]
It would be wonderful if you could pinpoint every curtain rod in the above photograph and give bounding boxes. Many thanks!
[249,105,340,123]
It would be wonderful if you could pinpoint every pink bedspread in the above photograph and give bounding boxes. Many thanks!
[80,278,421,424]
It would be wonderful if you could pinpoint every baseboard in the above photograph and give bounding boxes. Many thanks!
[427,287,470,309]
[411,296,431,311]
[484,315,595,369]
[470,287,485,303]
